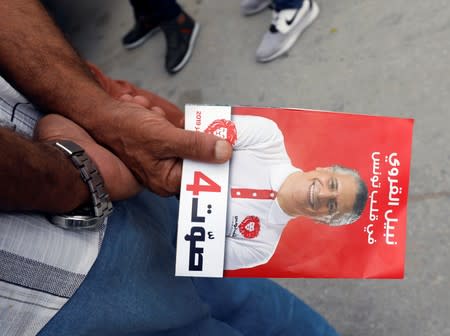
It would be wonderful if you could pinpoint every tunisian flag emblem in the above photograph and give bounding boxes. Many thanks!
[204,119,237,145]
[239,216,261,239]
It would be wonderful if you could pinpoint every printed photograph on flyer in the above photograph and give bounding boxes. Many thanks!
[225,106,413,278]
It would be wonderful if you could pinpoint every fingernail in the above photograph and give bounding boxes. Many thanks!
[215,140,231,162]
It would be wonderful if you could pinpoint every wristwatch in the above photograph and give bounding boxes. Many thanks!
[49,140,113,230]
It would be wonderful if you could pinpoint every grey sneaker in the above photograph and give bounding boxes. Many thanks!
[241,0,271,16]
[256,0,319,62]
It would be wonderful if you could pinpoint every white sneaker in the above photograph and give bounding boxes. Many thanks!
[241,0,271,16]
[256,0,319,62]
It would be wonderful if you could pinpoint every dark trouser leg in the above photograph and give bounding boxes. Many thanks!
[129,0,182,22]
[273,0,304,11]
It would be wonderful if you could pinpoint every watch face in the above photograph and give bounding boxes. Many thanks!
[66,204,96,217]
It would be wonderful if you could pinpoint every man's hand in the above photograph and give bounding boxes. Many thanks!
[89,98,232,196]
[35,114,142,201]
[0,0,231,200]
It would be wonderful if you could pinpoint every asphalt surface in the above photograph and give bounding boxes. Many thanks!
[45,0,450,335]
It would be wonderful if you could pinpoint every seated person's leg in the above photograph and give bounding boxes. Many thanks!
[38,192,216,335]
[193,278,339,336]
[39,192,260,336]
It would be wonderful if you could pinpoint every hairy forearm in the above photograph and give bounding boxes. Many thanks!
[0,0,111,127]
[0,127,89,213]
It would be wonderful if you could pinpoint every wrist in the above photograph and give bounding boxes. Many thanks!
[49,140,113,229]
[41,143,91,213]
[81,98,131,146]
[54,84,115,130]
[0,127,90,213]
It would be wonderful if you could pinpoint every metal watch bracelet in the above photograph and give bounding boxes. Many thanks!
[50,140,113,229]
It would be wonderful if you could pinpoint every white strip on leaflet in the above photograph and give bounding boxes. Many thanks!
[175,105,231,277]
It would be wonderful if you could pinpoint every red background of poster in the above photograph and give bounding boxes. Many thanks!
[225,107,414,278]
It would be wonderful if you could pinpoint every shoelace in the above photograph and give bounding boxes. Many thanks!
[269,0,310,33]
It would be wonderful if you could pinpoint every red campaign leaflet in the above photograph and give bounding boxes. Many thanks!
[175,105,414,279]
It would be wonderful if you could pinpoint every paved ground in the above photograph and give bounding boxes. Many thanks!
[45,0,450,335]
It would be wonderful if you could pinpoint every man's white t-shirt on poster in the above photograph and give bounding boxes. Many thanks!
[225,116,300,270]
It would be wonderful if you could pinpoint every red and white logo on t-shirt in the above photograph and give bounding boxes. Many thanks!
[204,119,237,145]
[239,216,261,239]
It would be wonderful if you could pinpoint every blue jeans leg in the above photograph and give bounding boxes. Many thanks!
[39,191,217,335]
[39,191,338,336]
[193,278,339,336]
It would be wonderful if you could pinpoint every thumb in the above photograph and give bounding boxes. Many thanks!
[164,127,232,163]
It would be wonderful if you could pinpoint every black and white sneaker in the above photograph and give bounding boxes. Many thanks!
[122,20,160,49]
[160,11,200,74]
[256,0,319,62]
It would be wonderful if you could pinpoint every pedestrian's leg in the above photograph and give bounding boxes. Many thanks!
[123,0,181,49]
[256,0,318,62]
[273,0,303,11]
[144,0,182,22]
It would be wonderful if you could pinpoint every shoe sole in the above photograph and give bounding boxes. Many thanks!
[123,27,160,50]
[241,0,271,16]
[256,1,320,63]
[169,22,200,74]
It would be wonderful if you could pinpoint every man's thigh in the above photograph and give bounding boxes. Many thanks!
[193,278,339,336]
[38,191,213,335]
[39,191,338,336]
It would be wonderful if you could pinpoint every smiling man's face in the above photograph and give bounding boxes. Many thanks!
[285,167,358,223]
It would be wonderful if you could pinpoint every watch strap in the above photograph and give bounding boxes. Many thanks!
[51,140,113,229]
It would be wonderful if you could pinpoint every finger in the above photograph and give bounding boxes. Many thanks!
[164,158,182,195]
[119,94,151,109]
[148,158,182,196]
[133,87,184,127]
[163,127,232,163]
[150,106,166,118]
[132,95,151,109]
[119,94,134,102]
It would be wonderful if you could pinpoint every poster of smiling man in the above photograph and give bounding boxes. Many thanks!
[176,105,413,279]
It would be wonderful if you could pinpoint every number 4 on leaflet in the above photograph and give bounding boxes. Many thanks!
[186,171,221,195]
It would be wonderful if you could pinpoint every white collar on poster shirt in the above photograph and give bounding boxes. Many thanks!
[268,164,301,226]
